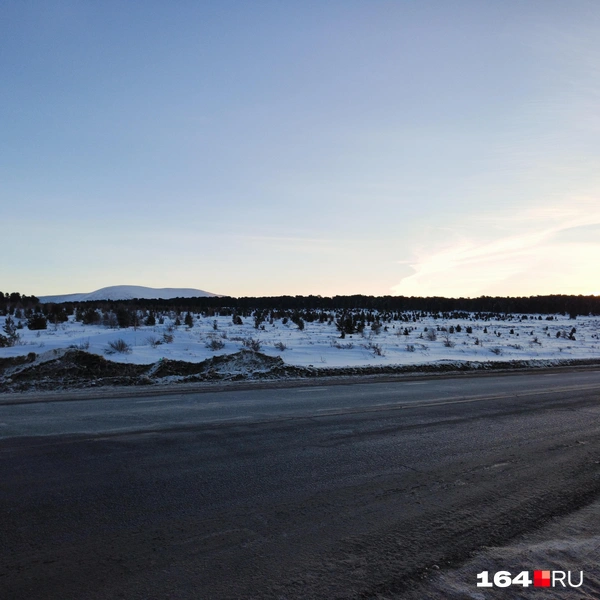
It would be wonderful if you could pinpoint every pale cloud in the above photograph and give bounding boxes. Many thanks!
[392,200,600,297]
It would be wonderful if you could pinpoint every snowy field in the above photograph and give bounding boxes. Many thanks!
[1,312,600,368]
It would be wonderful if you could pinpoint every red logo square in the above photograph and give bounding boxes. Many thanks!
[534,570,551,587]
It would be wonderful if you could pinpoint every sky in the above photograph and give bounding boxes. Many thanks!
[2,0,599,298]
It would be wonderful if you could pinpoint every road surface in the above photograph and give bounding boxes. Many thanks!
[2,369,600,599]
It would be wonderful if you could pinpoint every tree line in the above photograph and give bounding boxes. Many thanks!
[1,292,599,322]
[63,293,599,317]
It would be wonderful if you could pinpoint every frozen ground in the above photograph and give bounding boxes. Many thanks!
[1,312,599,368]
[402,497,600,599]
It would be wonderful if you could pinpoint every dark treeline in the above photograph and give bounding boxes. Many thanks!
[0,292,40,312]
[2,292,600,318]
[67,294,599,317]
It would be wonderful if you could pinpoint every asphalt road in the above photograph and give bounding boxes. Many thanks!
[2,369,600,599]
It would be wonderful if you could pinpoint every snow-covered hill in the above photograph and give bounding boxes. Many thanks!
[39,285,218,303]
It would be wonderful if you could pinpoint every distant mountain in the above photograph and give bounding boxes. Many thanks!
[39,285,218,303]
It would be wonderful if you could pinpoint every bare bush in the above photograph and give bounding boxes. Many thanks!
[442,333,455,348]
[242,337,261,351]
[146,336,162,348]
[330,340,354,349]
[406,344,415,352]
[105,338,132,354]
[373,343,383,356]
[162,332,174,344]
[274,341,287,351]
[69,339,90,350]
[425,327,437,341]
[205,338,225,351]
[490,347,503,355]
[364,342,384,356]
[557,328,577,341]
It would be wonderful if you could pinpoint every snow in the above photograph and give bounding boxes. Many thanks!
[38,285,217,303]
[2,312,599,369]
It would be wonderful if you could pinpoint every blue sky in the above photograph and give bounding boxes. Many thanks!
[2,1,599,298]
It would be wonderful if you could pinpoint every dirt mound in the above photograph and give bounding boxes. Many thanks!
[151,349,292,380]
[0,349,303,392]
[0,353,37,371]
[0,349,148,391]
[1,350,600,394]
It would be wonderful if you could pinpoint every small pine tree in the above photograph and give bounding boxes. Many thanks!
[184,312,194,328]
[1,315,20,346]
[3,315,17,337]
[335,313,355,338]
[27,314,48,330]
[82,307,100,325]
[47,305,69,324]
[131,311,141,330]
[116,308,132,328]
[254,311,265,329]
